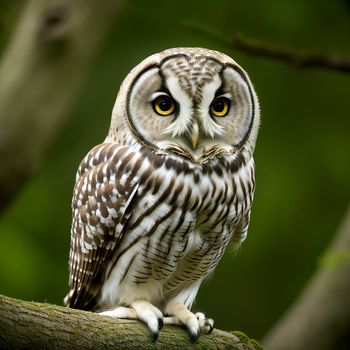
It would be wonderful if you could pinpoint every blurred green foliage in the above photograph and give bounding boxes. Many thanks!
[0,0,349,340]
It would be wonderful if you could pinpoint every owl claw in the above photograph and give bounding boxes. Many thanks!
[207,319,215,334]
[98,303,164,341]
[165,302,210,341]
[151,330,159,342]
[195,312,215,334]
[187,313,214,340]
[131,300,164,341]
[185,315,201,342]
[158,317,164,330]
[189,328,200,343]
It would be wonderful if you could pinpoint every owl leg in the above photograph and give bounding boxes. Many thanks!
[99,301,163,341]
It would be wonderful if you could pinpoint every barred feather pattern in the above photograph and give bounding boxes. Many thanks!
[65,142,255,311]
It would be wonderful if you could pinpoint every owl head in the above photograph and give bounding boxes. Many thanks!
[107,48,260,162]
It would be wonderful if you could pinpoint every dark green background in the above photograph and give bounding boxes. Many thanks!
[1,0,349,340]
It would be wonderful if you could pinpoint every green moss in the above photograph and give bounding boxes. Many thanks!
[232,331,264,350]
[232,331,249,343]
[249,338,264,350]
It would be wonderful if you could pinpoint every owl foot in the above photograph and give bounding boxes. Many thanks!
[131,300,164,341]
[99,301,163,341]
[195,312,215,334]
[164,302,213,342]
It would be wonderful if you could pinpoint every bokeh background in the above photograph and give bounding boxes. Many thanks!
[0,0,349,341]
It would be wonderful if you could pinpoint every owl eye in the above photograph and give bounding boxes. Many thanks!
[153,96,176,116]
[210,97,230,117]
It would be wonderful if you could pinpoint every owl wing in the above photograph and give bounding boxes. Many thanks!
[65,143,139,310]
[230,207,252,248]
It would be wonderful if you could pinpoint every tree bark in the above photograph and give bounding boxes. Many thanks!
[0,294,262,350]
[0,0,123,212]
[262,206,350,350]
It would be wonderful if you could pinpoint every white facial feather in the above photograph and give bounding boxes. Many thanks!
[198,75,225,138]
[162,75,193,138]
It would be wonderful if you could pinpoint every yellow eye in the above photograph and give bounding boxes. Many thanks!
[153,96,175,116]
[210,97,230,117]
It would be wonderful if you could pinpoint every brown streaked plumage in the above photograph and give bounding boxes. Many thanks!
[65,47,260,341]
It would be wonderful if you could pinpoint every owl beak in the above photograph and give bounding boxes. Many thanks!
[190,123,200,149]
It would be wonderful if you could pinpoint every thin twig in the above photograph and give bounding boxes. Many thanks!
[185,22,350,73]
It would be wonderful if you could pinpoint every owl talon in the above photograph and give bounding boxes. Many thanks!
[195,312,215,334]
[151,330,159,342]
[206,319,215,334]
[186,316,201,342]
[99,304,163,340]
[131,300,164,340]
[189,328,200,343]
[165,301,203,341]
[158,317,164,330]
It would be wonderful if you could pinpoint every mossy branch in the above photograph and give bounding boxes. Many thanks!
[0,294,262,350]
[185,22,350,73]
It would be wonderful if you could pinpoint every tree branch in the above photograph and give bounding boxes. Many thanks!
[0,294,262,350]
[0,0,123,212]
[185,22,350,73]
[262,206,350,350]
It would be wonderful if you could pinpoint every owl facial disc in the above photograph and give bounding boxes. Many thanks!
[110,48,260,162]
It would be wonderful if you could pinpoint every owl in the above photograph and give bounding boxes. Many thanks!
[64,47,260,341]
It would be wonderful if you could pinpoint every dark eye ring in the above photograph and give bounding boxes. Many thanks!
[153,96,176,116]
[210,97,230,117]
